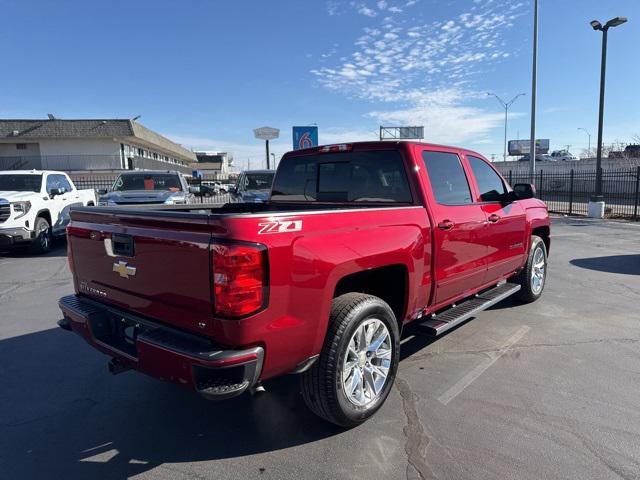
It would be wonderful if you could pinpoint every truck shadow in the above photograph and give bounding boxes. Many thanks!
[0,327,342,479]
[0,238,68,258]
[570,255,640,275]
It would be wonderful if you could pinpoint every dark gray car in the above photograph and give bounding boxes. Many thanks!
[98,171,194,206]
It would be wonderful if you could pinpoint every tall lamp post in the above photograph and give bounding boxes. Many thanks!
[529,0,538,184]
[590,16,627,199]
[578,127,592,156]
[488,92,526,162]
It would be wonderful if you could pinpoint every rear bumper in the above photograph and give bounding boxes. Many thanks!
[58,294,263,400]
[0,227,34,247]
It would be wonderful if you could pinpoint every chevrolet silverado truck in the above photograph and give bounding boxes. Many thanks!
[58,142,549,427]
[0,170,96,253]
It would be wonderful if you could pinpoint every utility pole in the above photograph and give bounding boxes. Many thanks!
[487,92,526,162]
[529,0,538,184]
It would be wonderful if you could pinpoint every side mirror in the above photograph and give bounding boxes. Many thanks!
[188,186,198,194]
[512,183,536,200]
[97,188,108,195]
[49,187,64,197]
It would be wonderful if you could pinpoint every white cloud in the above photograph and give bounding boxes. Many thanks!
[313,0,525,145]
[358,6,378,17]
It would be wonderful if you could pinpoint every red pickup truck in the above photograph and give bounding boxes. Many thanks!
[58,141,549,427]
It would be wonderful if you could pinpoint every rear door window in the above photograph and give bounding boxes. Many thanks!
[467,155,506,202]
[422,151,472,205]
[271,150,412,203]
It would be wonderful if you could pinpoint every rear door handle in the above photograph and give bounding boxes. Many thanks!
[438,220,454,230]
[488,214,500,223]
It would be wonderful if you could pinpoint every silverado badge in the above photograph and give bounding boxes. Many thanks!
[113,260,137,279]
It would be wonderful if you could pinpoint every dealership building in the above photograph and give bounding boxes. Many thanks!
[0,118,196,173]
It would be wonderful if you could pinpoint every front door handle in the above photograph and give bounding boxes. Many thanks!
[488,214,500,223]
[438,220,454,230]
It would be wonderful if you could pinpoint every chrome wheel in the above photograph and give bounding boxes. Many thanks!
[531,246,546,294]
[342,318,392,407]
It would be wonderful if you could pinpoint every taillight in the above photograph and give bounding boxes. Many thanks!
[319,143,353,153]
[212,242,268,318]
[66,227,74,274]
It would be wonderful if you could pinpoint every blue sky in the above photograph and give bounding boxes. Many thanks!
[1,0,638,168]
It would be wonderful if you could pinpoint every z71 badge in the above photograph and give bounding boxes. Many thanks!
[258,220,302,235]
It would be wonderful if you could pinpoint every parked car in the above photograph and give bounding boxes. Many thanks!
[218,182,235,194]
[0,170,96,253]
[518,153,555,162]
[191,183,219,197]
[58,141,550,427]
[550,150,577,161]
[97,171,194,206]
[231,170,275,202]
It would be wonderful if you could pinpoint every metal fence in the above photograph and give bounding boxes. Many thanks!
[68,169,640,220]
[506,167,640,219]
[70,174,238,205]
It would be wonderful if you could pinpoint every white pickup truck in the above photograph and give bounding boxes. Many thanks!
[0,170,96,253]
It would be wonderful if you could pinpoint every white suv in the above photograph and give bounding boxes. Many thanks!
[550,150,578,161]
[0,170,96,253]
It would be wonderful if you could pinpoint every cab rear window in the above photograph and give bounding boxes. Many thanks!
[271,151,412,203]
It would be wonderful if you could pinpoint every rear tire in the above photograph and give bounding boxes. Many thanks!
[514,235,547,303]
[30,216,52,254]
[301,293,400,427]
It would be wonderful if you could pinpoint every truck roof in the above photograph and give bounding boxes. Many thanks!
[118,170,183,175]
[0,169,65,175]
[285,141,487,160]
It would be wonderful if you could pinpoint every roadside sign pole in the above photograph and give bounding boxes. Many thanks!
[266,140,270,169]
[253,126,279,170]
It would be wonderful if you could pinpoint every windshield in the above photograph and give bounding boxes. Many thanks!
[112,173,182,192]
[0,174,42,192]
[244,173,275,190]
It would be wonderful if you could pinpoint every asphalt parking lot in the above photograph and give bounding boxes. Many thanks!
[1,217,639,480]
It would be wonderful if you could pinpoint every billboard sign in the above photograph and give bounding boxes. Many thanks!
[508,139,550,155]
[292,126,319,150]
[253,126,280,141]
[380,126,424,140]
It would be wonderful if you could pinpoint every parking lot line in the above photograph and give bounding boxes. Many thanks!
[438,325,531,406]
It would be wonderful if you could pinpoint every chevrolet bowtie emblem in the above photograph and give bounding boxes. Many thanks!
[113,260,137,279]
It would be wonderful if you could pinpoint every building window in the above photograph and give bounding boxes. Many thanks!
[16,143,27,150]
[138,148,144,156]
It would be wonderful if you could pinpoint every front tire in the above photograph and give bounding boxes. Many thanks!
[301,293,400,427]
[30,216,52,254]
[514,235,547,303]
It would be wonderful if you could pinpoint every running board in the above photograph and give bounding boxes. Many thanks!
[418,282,521,336]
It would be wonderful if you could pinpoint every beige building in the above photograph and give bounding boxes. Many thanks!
[0,118,196,173]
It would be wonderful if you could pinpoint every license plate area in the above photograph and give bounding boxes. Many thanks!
[88,311,141,358]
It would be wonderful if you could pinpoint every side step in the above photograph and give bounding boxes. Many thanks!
[418,282,521,336]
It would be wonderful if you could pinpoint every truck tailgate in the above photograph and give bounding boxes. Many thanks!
[67,208,216,336]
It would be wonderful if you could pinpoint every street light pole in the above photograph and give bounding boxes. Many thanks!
[590,16,627,198]
[488,92,526,162]
[578,128,591,155]
[529,0,538,184]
